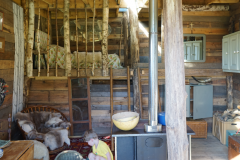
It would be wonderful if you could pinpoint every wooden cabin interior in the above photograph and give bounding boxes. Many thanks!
[1,0,240,159]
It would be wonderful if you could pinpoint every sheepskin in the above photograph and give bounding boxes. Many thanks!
[27,129,44,140]
[51,112,62,118]
[45,117,63,128]
[18,120,35,133]
[32,112,52,131]
[15,112,32,121]
[33,140,49,160]
[43,129,70,150]
[59,122,71,129]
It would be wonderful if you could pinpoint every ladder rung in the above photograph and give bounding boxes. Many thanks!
[113,87,128,90]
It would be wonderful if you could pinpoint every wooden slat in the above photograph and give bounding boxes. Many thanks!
[91,97,133,105]
[140,69,232,77]
[0,60,14,69]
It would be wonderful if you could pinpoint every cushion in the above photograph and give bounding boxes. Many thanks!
[34,30,51,52]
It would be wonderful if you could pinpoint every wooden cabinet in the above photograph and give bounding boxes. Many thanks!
[184,40,202,61]
[186,85,213,119]
[222,31,240,73]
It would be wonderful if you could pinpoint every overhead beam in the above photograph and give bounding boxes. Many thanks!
[50,10,123,19]
[205,0,239,5]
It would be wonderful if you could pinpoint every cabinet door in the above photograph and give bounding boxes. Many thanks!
[192,41,202,60]
[193,85,213,119]
[230,34,238,70]
[184,42,192,60]
[185,85,191,117]
[222,37,229,70]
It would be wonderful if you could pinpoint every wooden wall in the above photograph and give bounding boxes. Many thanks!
[28,79,133,136]
[231,3,240,109]
[0,0,15,139]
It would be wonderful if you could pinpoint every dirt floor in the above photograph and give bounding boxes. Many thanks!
[191,133,228,160]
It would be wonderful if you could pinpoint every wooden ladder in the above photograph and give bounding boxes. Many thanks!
[110,66,131,151]
[138,68,161,119]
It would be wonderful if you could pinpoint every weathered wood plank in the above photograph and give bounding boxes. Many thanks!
[0,60,14,69]
[30,80,68,91]
[28,91,49,102]
[140,69,232,77]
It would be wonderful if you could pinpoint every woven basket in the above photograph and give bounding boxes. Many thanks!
[17,105,69,154]
[187,119,207,139]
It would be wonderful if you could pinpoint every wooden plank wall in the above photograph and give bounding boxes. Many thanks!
[28,79,133,135]
[0,0,15,139]
[231,3,240,109]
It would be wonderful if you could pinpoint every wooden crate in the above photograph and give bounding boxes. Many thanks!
[228,136,240,160]
[187,119,207,139]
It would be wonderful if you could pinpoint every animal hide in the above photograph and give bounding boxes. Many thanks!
[15,112,32,121]
[32,112,52,131]
[27,129,44,140]
[59,122,71,129]
[43,129,70,150]
[51,112,62,118]
[45,117,63,128]
[18,120,35,133]
[33,140,49,160]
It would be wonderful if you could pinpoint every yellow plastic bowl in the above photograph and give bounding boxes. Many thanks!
[112,112,139,131]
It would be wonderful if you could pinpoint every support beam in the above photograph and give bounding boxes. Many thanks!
[64,0,71,76]
[164,0,188,159]
[227,76,233,109]
[102,0,109,76]
[205,0,239,5]
[123,12,129,67]
[27,0,34,77]
[22,0,29,73]
[129,0,140,113]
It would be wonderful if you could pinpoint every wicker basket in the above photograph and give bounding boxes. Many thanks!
[187,119,207,139]
[17,105,69,154]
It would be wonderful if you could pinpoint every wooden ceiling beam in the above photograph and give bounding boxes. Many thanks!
[205,0,239,5]
[51,10,123,19]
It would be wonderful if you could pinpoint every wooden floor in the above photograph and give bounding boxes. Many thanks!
[192,133,228,160]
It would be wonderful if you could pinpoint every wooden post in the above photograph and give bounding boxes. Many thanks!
[85,6,88,75]
[129,1,139,68]
[110,68,114,151]
[92,0,96,76]
[164,0,189,159]
[26,0,34,77]
[47,6,50,77]
[138,67,143,118]
[64,0,71,77]
[22,0,29,72]
[119,20,122,59]
[37,2,41,77]
[55,0,58,77]
[158,84,161,112]
[161,10,164,63]
[123,12,128,67]
[127,66,131,111]
[129,2,140,114]
[75,0,79,77]
[227,76,233,109]
[102,0,109,76]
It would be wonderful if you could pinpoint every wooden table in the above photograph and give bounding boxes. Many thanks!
[1,140,34,160]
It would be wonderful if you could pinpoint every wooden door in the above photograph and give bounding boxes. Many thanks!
[230,34,238,70]
[222,37,229,70]
[68,77,92,136]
